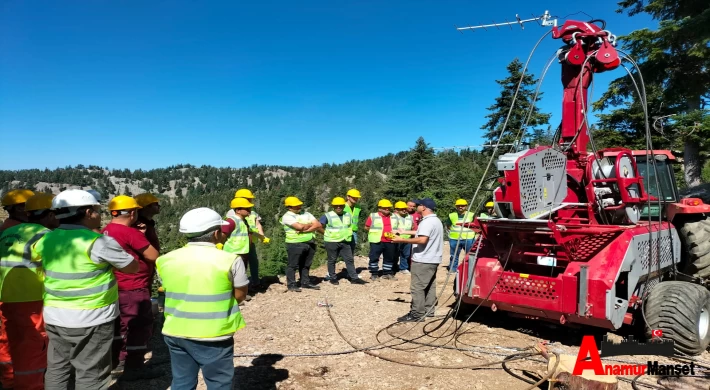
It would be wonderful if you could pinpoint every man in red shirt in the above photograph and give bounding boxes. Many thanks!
[364,199,398,280]
[101,196,161,380]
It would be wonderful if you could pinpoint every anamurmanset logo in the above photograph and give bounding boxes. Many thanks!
[573,331,697,376]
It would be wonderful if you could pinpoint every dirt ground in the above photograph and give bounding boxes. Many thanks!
[109,243,710,390]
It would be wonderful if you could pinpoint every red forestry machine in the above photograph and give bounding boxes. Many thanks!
[454,13,710,355]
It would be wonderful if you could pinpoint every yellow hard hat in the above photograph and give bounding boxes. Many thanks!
[234,188,255,199]
[394,201,407,209]
[2,189,35,206]
[377,199,393,208]
[230,197,254,209]
[284,196,303,207]
[346,189,361,198]
[108,195,142,211]
[485,201,495,208]
[25,193,56,212]
[134,193,159,207]
[455,199,468,206]
[331,197,347,206]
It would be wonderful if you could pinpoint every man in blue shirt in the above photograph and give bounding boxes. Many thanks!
[318,197,367,285]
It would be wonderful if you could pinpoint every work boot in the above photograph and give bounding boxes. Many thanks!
[382,274,396,280]
[302,283,321,290]
[111,360,125,378]
[370,274,379,281]
[288,284,301,292]
[329,279,339,285]
[350,278,367,285]
[397,312,422,323]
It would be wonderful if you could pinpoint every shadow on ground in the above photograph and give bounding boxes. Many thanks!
[234,354,289,390]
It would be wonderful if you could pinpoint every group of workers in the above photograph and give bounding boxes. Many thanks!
[0,185,494,389]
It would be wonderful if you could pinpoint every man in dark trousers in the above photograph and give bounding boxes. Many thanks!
[364,199,399,281]
[317,197,367,285]
[102,195,162,380]
[393,198,444,322]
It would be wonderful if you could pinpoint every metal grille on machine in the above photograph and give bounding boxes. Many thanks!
[516,148,568,219]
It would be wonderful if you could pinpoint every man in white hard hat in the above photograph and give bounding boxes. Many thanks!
[32,189,140,390]
[156,207,248,389]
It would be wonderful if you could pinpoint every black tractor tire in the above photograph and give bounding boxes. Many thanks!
[644,281,710,356]
[678,217,710,279]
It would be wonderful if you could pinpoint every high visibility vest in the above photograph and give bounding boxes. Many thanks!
[156,245,245,338]
[0,223,50,302]
[36,229,119,310]
[448,212,476,240]
[323,211,352,243]
[395,214,413,239]
[223,216,250,255]
[344,204,361,232]
[368,213,399,243]
[245,211,260,244]
[281,212,315,243]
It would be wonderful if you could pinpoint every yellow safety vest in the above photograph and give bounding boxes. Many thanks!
[36,228,118,310]
[395,214,413,239]
[157,244,245,338]
[223,216,250,255]
[0,223,50,302]
[281,212,314,243]
[323,211,352,243]
[448,212,476,240]
[368,213,399,243]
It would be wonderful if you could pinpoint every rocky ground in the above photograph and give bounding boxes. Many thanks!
[108,243,710,390]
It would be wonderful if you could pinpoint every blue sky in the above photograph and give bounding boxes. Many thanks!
[0,1,655,171]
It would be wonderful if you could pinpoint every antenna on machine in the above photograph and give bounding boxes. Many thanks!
[454,10,557,33]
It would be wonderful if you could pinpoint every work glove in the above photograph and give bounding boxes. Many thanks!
[263,237,271,244]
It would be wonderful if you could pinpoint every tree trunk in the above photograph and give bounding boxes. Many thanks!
[684,97,703,188]
[684,139,702,188]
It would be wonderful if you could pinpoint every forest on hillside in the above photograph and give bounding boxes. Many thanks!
[0,138,494,275]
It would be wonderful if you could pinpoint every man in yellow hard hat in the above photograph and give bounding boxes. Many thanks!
[102,196,161,380]
[155,207,248,389]
[0,188,36,388]
[317,197,367,285]
[230,189,269,289]
[364,199,399,280]
[482,201,496,218]
[280,197,321,292]
[393,201,415,275]
[343,189,363,256]
[223,197,264,300]
[447,199,476,272]
[0,193,58,390]
[133,193,162,252]
[34,189,139,389]
[1,189,35,233]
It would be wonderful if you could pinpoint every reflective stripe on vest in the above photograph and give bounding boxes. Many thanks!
[344,204,361,232]
[156,245,245,338]
[36,228,118,310]
[367,213,399,243]
[0,224,50,302]
[324,211,352,243]
[395,215,413,239]
[281,212,314,243]
[448,212,476,240]
[223,216,250,255]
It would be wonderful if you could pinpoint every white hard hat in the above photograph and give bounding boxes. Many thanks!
[52,189,101,219]
[86,189,102,202]
[180,207,230,234]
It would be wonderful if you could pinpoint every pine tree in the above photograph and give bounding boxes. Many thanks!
[481,58,551,148]
[385,137,440,200]
[594,0,710,187]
